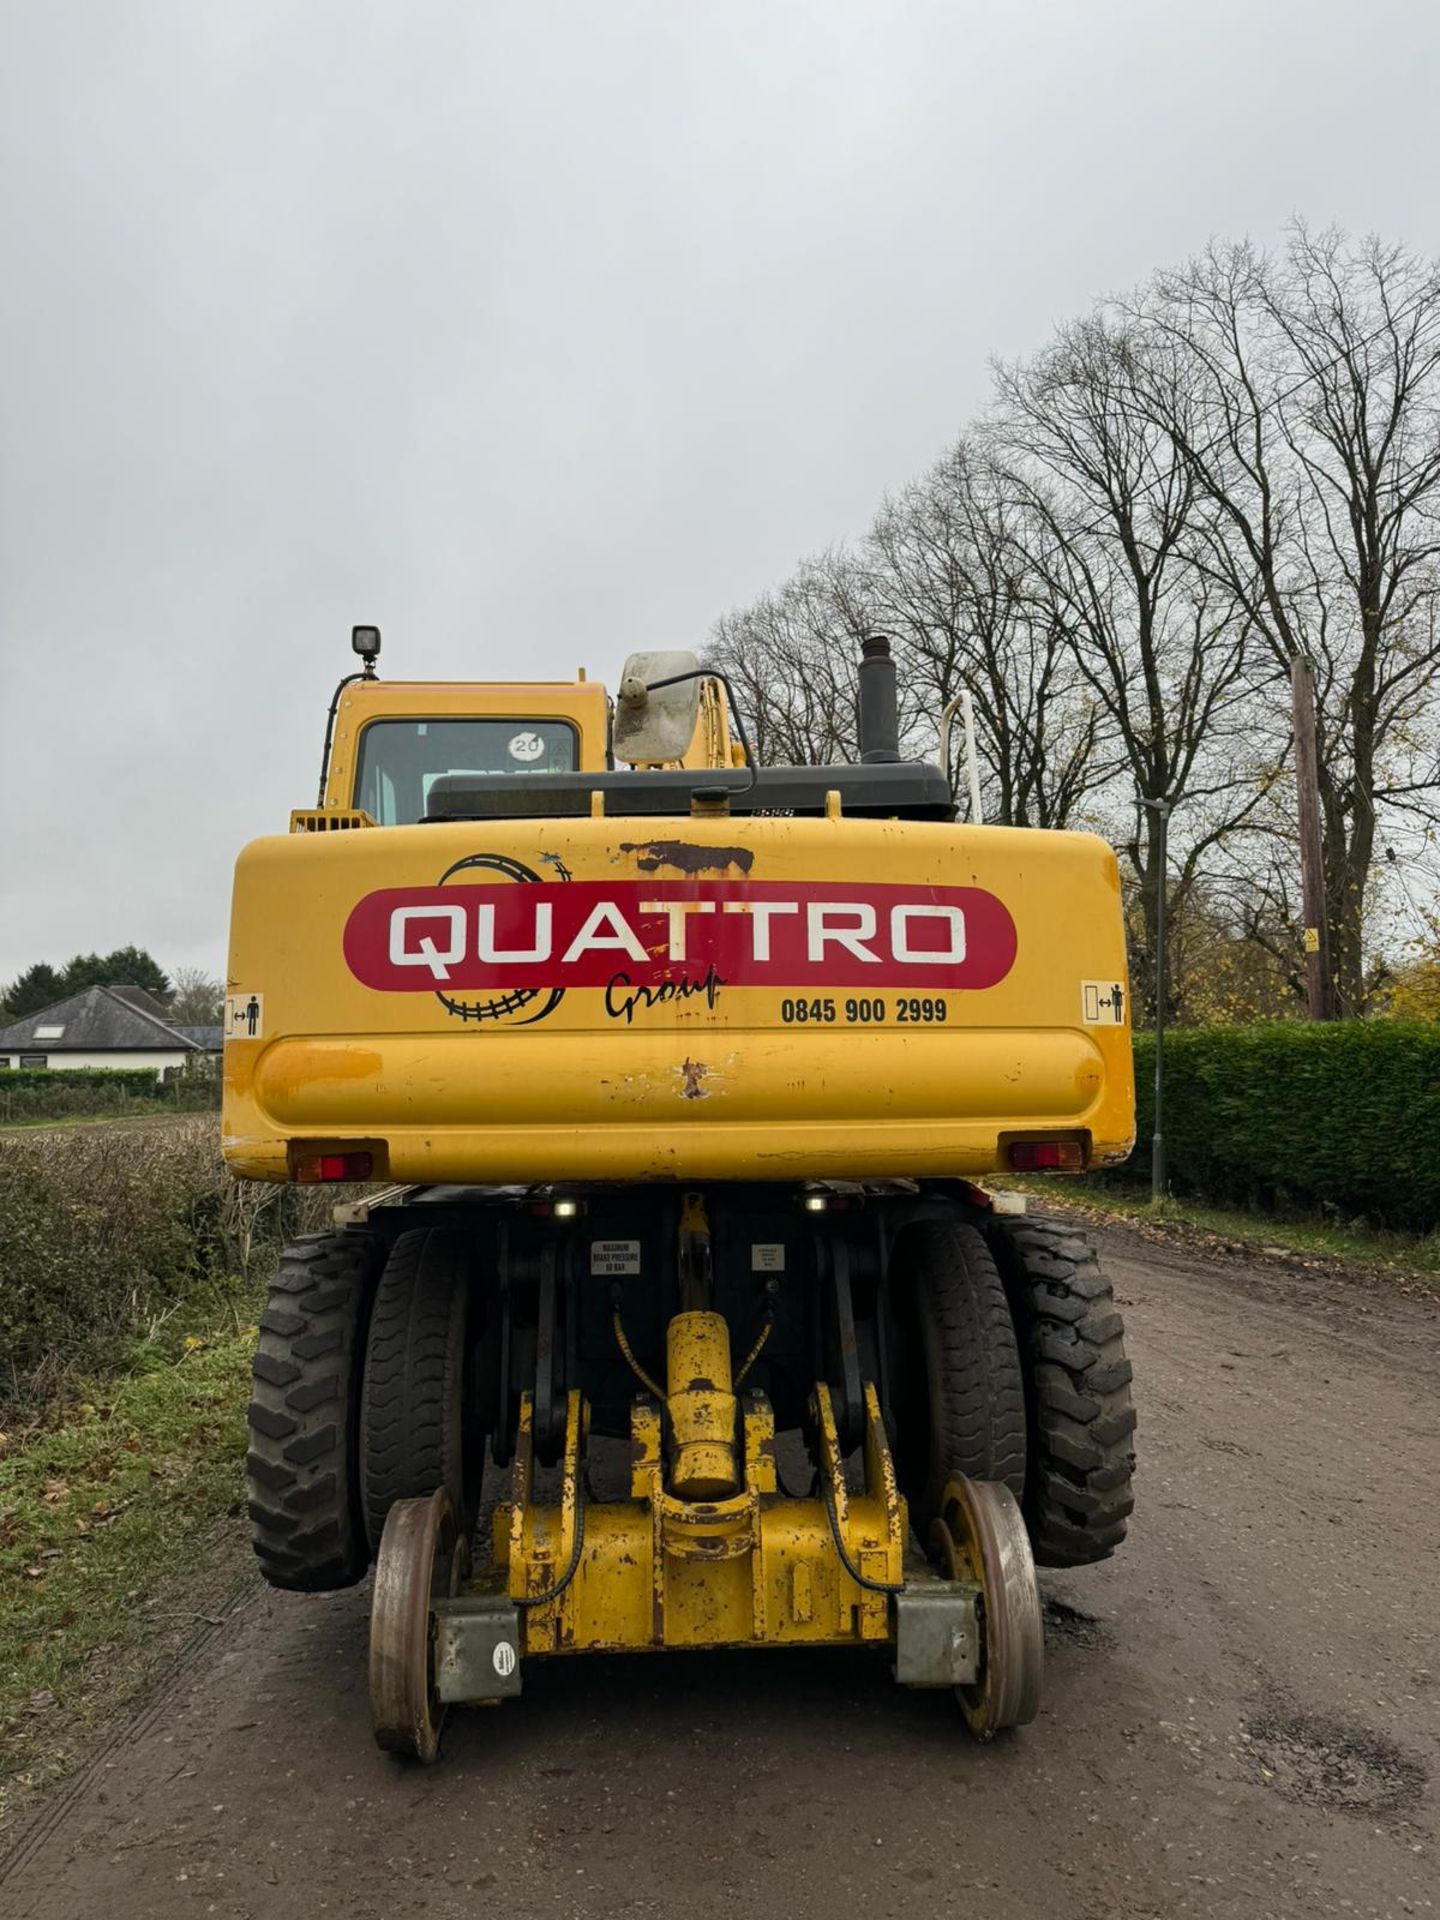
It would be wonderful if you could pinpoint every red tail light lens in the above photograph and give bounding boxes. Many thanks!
[1006,1139,1085,1172]
[294,1150,373,1184]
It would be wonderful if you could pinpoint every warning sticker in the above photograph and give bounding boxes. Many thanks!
[751,1244,786,1273]
[225,992,264,1041]
[1081,980,1128,1026]
[590,1239,640,1276]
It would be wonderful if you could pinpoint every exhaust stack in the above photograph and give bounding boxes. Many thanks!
[858,634,901,764]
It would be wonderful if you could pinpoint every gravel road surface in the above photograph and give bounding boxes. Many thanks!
[2,1221,1436,1920]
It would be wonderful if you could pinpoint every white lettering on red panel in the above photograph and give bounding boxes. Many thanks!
[344,880,1015,993]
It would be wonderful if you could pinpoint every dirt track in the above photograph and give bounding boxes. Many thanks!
[2,1222,1436,1920]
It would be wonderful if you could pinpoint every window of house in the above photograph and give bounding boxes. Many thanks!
[19,1053,47,1068]
[33,1024,65,1039]
[354,718,579,825]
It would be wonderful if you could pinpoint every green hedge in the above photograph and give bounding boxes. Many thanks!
[0,1119,338,1413]
[0,1067,171,1097]
[1129,1021,1440,1231]
[0,1066,219,1124]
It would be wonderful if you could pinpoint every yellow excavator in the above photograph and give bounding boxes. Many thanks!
[224,625,1136,1760]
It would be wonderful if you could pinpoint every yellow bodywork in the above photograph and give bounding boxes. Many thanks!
[490,1195,903,1660]
[235,669,1127,1688]
[496,1379,903,1657]
[226,674,1132,1185]
[224,807,1133,1184]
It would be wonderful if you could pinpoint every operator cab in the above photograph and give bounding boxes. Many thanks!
[317,629,611,823]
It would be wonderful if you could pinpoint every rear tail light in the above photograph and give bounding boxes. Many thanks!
[1006,1138,1085,1172]
[294,1150,374,1184]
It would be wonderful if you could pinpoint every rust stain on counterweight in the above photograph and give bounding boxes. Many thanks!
[618,840,756,875]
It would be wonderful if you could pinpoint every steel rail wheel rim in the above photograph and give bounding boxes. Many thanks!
[370,1488,460,1762]
[931,1474,1043,1738]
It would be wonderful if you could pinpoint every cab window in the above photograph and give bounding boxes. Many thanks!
[354,719,579,825]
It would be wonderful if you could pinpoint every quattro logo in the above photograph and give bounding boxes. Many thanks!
[343,879,1017,992]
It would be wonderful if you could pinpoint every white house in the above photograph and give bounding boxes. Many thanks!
[0,985,222,1078]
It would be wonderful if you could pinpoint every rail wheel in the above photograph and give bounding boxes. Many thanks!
[370,1487,463,1763]
[930,1474,1043,1739]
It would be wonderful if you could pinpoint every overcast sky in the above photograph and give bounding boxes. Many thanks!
[2,0,1436,984]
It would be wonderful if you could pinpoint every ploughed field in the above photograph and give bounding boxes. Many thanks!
[1,1223,1435,1920]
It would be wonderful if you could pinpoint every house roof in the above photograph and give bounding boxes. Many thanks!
[172,1025,224,1051]
[106,985,174,1019]
[0,985,203,1055]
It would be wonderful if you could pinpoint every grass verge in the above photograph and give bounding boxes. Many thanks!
[0,1110,201,1134]
[0,1293,259,1826]
[1012,1178,1440,1295]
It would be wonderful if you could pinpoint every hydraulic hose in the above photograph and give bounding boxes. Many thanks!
[819,1470,905,1595]
[612,1308,666,1402]
[733,1313,773,1388]
[316,671,366,805]
[512,1477,586,1611]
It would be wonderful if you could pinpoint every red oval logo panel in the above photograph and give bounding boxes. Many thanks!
[343,879,1017,993]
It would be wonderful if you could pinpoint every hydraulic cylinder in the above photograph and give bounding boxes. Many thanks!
[666,1310,739,1498]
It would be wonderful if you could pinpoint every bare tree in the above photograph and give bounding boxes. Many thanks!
[991,316,1278,1012]
[1133,225,1440,1011]
[705,224,1440,1022]
[867,443,1108,827]
[167,966,224,1025]
[711,451,1109,827]
[708,548,923,764]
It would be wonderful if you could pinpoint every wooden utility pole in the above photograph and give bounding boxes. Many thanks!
[1291,654,1334,1021]
[1141,796,1172,1201]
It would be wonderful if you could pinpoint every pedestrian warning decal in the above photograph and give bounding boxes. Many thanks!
[1081,981,1127,1026]
[225,993,264,1041]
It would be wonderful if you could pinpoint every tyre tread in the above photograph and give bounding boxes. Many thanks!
[987,1215,1137,1568]
[893,1219,1028,1521]
[246,1228,382,1591]
[358,1230,474,1550]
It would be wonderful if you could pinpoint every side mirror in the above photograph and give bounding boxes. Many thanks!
[613,650,703,764]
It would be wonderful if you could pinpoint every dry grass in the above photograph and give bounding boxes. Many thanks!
[0,1313,259,1819]
[0,1123,349,1824]
[1010,1176,1440,1295]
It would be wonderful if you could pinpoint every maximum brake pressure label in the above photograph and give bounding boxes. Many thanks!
[590,1239,641,1276]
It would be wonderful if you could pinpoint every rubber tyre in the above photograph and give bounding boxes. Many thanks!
[359,1229,480,1552]
[246,1228,384,1592]
[889,1219,1027,1529]
[985,1214,1136,1568]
